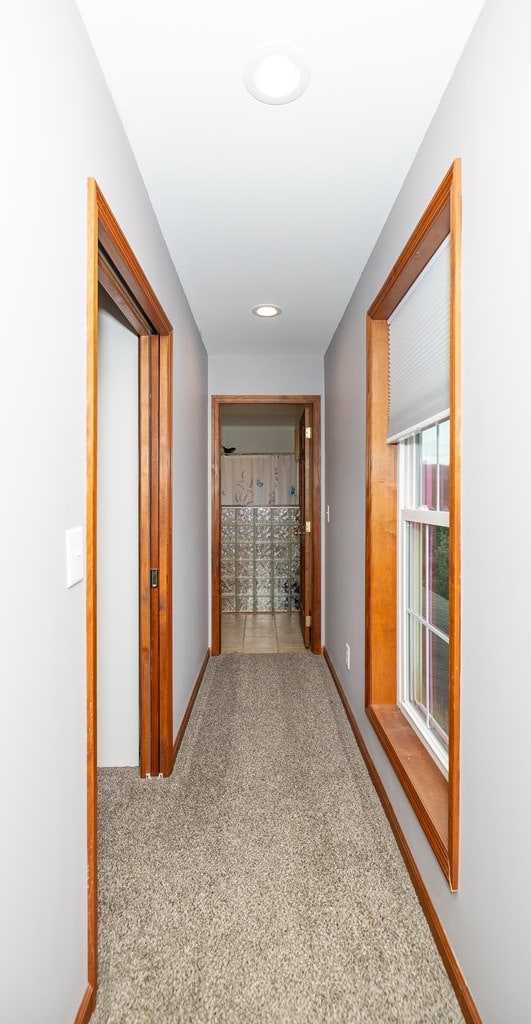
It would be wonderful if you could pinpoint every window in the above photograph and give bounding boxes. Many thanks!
[398,420,450,775]
[365,161,461,889]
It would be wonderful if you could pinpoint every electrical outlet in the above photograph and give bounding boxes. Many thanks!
[345,643,350,670]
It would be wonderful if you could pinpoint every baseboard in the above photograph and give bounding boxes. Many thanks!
[173,649,210,765]
[322,647,483,1024]
[73,983,95,1024]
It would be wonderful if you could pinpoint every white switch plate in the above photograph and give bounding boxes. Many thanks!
[326,504,330,523]
[65,527,84,588]
[345,643,350,670]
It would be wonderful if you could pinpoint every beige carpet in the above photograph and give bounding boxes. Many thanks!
[92,654,464,1023]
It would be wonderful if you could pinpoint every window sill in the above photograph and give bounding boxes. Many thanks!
[366,704,453,887]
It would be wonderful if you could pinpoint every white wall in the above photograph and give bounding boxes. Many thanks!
[221,424,295,454]
[324,1,531,1021]
[97,302,139,767]
[0,2,208,1021]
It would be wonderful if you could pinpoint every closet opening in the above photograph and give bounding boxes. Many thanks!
[211,396,321,656]
[86,179,174,1002]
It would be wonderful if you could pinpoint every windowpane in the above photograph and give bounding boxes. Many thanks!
[400,419,451,770]
[428,631,449,745]
[407,522,423,614]
[420,424,438,509]
[412,434,422,507]
[408,614,425,709]
[426,526,449,635]
[438,419,450,512]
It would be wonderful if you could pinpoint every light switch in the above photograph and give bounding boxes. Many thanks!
[65,527,84,588]
[326,504,330,524]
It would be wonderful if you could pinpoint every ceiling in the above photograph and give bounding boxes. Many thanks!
[76,0,485,358]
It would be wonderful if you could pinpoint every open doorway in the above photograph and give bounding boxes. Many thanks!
[86,180,174,1004]
[211,396,321,656]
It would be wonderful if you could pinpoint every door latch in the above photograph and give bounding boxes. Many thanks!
[151,568,159,588]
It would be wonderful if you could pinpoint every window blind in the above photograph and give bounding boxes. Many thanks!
[387,234,450,443]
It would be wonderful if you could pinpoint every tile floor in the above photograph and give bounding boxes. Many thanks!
[221,613,306,654]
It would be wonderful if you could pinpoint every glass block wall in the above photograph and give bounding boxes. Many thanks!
[221,506,300,613]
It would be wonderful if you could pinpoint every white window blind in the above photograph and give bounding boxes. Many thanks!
[387,234,450,443]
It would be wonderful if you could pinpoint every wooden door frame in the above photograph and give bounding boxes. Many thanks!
[211,395,321,656]
[298,406,312,648]
[86,179,174,1000]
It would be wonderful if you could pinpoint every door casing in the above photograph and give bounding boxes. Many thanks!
[211,394,321,655]
[298,407,312,648]
[86,180,174,1001]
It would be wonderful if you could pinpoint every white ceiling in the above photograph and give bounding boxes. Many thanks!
[76,0,485,358]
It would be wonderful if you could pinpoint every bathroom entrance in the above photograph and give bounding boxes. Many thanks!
[211,396,321,656]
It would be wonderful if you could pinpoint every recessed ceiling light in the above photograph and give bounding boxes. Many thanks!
[252,304,282,318]
[244,41,310,105]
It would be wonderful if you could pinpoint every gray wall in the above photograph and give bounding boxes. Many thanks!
[0,2,208,1020]
[324,1,531,1021]
[209,353,324,397]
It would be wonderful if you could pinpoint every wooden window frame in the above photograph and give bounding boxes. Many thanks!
[365,161,461,889]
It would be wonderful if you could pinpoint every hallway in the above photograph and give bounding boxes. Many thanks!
[92,654,463,1023]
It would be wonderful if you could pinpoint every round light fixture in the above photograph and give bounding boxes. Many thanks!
[252,304,282,318]
[244,41,310,105]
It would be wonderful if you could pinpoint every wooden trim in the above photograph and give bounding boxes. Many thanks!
[98,249,152,336]
[368,164,454,321]
[299,408,312,647]
[72,983,96,1024]
[173,650,211,764]
[86,179,98,991]
[138,330,174,780]
[86,179,174,1006]
[211,397,222,656]
[448,159,462,888]
[95,187,172,336]
[310,399,322,653]
[365,160,461,889]
[365,317,397,706]
[323,649,483,1024]
[159,333,174,777]
[214,394,320,405]
[367,704,449,874]
[211,395,322,656]
[138,335,152,779]
[150,336,161,777]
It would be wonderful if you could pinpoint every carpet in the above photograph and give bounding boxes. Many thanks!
[91,653,464,1023]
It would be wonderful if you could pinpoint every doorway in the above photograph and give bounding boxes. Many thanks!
[86,180,174,1002]
[97,292,140,767]
[211,396,321,656]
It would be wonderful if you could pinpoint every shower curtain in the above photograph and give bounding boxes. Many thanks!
[221,454,298,506]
